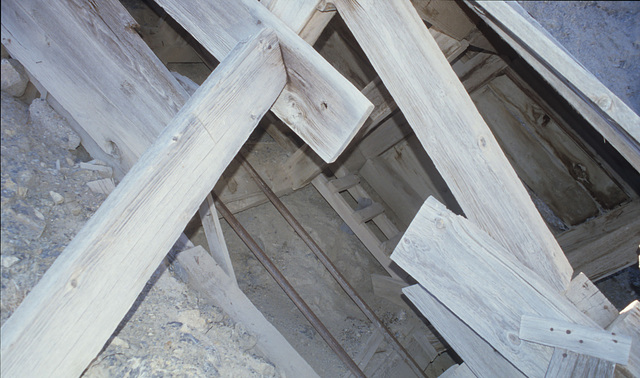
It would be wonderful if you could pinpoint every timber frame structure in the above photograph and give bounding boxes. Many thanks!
[1,0,639,377]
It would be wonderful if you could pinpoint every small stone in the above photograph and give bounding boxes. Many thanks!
[49,191,64,205]
[17,186,28,197]
[66,157,75,167]
[1,58,29,97]
[110,336,129,349]
[1,255,20,268]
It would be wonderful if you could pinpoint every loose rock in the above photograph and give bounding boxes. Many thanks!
[1,58,29,97]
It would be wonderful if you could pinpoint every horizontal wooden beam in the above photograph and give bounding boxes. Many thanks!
[0,29,286,377]
[335,0,573,290]
[154,0,373,163]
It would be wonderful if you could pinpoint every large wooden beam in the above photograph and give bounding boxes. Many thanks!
[393,197,598,377]
[154,0,372,163]
[464,1,640,172]
[334,0,572,290]
[0,29,286,377]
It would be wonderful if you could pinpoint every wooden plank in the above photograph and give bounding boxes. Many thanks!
[328,174,360,193]
[465,1,640,172]
[154,0,373,163]
[354,202,385,224]
[392,197,598,377]
[440,363,477,378]
[343,330,385,378]
[471,84,599,226]
[559,200,640,281]
[563,273,618,328]
[335,0,573,291]
[453,52,508,94]
[404,285,526,378]
[198,193,236,283]
[410,0,475,41]
[545,349,615,378]
[1,0,190,178]
[520,315,631,364]
[175,245,319,377]
[359,111,412,159]
[371,273,410,310]
[0,29,286,377]
[607,301,640,377]
[488,74,629,211]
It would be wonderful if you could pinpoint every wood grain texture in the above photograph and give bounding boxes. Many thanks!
[545,349,615,378]
[335,0,573,291]
[520,315,631,364]
[563,273,618,328]
[404,285,526,378]
[465,1,640,172]
[559,200,640,281]
[393,197,598,377]
[175,246,319,377]
[198,194,236,283]
[0,30,286,377]
[154,0,373,163]
[1,0,189,178]
[607,301,640,377]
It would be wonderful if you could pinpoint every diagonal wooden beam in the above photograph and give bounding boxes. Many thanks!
[0,29,286,378]
[154,0,372,163]
[334,0,573,291]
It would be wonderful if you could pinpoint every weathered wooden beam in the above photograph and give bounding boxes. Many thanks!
[393,197,598,377]
[175,246,319,377]
[465,1,640,172]
[154,0,372,163]
[335,0,573,290]
[0,29,286,377]
[198,193,236,283]
[607,301,640,377]
[545,349,615,378]
[563,273,618,328]
[1,0,189,178]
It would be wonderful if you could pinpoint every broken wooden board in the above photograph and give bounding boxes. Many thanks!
[175,245,319,377]
[0,29,286,377]
[393,197,598,377]
[519,315,631,364]
[154,0,373,163]
[559,200,640,281]
[335,0,573,290]
[545,349,615,378]
[465,1,640,172]
[1,0,189,178]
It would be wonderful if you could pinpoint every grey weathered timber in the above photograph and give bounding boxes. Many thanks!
[0,30,286,377]
[545,349,615,378]
[465,1,640,172]
[154,0,373,163]
[335,0,573,291]
[393,197,598,377]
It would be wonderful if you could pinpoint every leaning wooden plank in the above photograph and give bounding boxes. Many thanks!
[563,273,618,328]
[335,0,573,291]
[520,315,631,364]
[392,197,599,377]
[154,0,373,163]
[0,30,286,377]
[465,1,640,172]
[198,193,236,283]
[404,285,526,378]
[545,349,615,378]
[175,246,319,377]
[1,0,189,178]
[559,200,640,281]
[607,301,640,377]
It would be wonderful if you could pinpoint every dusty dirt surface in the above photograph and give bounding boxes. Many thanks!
[1,2,639,377]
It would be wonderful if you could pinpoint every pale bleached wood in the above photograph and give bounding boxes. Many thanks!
[393,197,598,377]
[1,0,189,178]
[559,200,640,281]
[440,363,477,378]
[607,301,640,377]
[0,30,286,377]
[465,1,640,172]
[545,349,615,378]
[175,245,319,377]
[154,0,372,163]
[335,0,573,291]
[564,273,618,328]
[520,315,631,364]
[404,285,526,378]
[198,193,236,283]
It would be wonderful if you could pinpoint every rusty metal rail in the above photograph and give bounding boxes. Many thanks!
[214,197,366,378]
[238,156,426,377]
